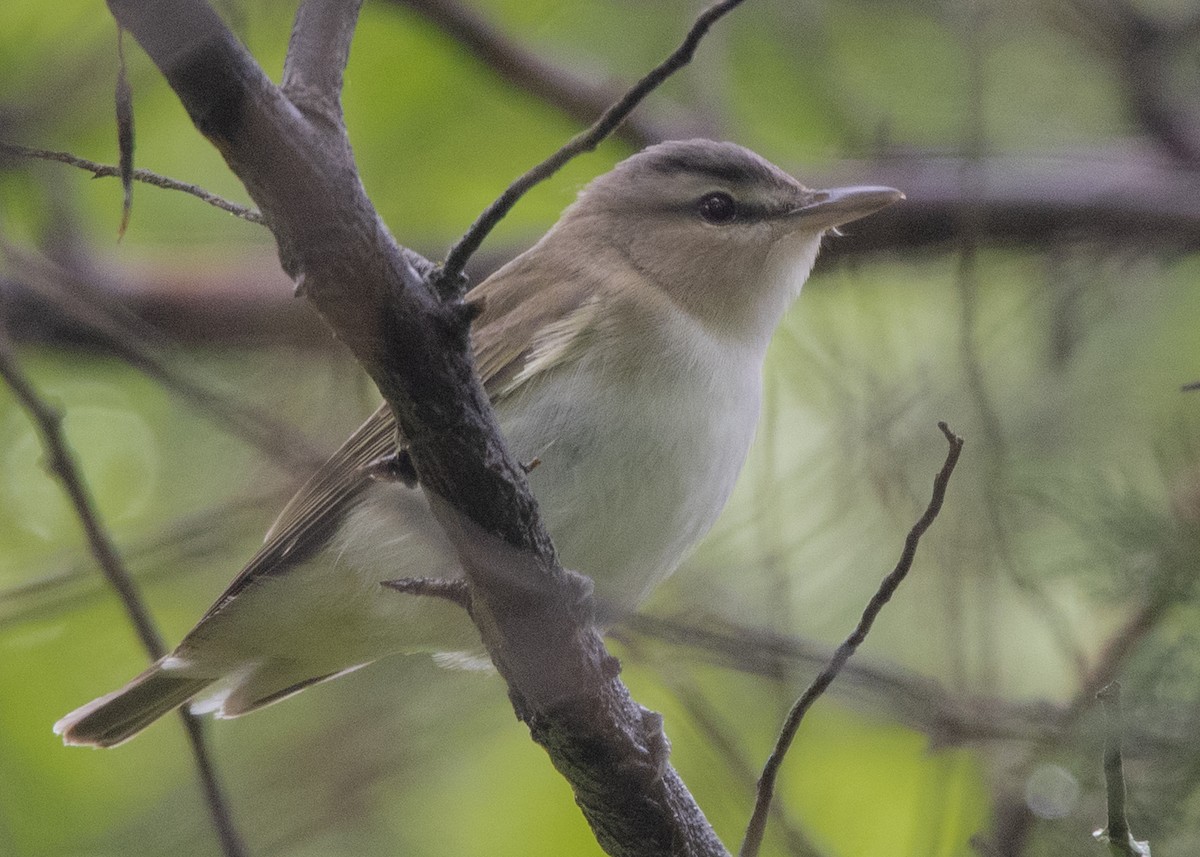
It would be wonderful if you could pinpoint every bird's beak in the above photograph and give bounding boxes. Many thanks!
[786,185,904,231]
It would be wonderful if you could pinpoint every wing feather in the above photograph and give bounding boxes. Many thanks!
[197,247,604,620]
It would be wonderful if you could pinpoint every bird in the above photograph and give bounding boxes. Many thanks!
[55,139,902,747]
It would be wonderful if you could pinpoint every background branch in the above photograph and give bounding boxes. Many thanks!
[0,327,246,857]
[388,0,684,148]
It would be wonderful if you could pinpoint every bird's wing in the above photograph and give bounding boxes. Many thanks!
[471,251,602,401]
[196,253,602,621]
[198,403,395,620]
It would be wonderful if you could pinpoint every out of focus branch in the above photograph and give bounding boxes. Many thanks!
[0,240,326,472]
[0,327,246,857]
[1057,0,1200,166]
[388,0,684,149]
[826,147,1200,256]
[624,614,1061,746]
[8,143,1199,348]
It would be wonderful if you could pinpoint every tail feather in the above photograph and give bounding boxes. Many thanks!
[217,662,370,718]
[54,661,214,748]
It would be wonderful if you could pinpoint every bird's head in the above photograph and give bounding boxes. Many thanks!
[561,139,902,345]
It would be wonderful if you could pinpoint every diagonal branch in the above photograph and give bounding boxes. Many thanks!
[0,327,247,857]
[740,422,964,857]
[437,0,748,289]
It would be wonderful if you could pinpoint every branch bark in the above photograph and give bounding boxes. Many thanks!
[740,423,964,857]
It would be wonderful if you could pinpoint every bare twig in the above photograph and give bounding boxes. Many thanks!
[740,422,964,857]
[437,0,748,290]
[389,0,674,148]
[1094,683,1150,856]
[0,142,263,223]
[0,328,247,857]
[381,576,470,607]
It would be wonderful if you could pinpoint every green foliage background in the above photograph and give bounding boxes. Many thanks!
[2,0,1199,855]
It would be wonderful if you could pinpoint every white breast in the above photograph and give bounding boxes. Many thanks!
[498,316,763,618]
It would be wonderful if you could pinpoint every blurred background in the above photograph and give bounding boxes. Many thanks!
[2,0,1200,854]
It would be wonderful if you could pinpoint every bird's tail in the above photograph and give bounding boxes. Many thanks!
[54,660,214,748]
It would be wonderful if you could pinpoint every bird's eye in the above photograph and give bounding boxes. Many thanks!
[697,191,737,225]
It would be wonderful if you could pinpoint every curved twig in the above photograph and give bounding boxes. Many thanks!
[740,423,964,857]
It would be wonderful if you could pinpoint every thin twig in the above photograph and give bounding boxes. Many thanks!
[0,329,248,857]
[437,0,748,291]
[1094,683,1150,856]
[0,142,263,223]
[739,422,964,857]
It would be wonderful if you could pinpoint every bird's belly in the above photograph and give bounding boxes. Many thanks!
[186,353,760,674]
[502,360,760,617]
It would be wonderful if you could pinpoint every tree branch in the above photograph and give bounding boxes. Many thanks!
[1094,683,1150,856]
[0,327,247,857]
[0,141,263,223]
[282,0,363,125]
[740,422,964,857]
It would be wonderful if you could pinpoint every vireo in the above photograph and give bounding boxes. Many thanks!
[56,139,901,747]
